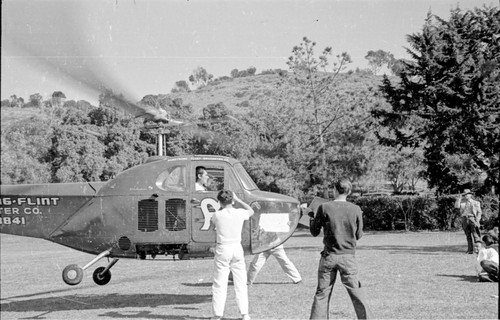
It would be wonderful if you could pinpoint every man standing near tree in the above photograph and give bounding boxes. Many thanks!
[455,189,482,254]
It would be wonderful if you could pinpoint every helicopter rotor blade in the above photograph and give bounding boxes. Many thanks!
[4,2,242,129]
[3,1,163,123]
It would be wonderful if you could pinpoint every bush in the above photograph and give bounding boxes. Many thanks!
[354,195,451,231]
[236,101,250,108]
[354,196,400,231]
[351,194,498,231]
[480,194,499,230]
[433,196,461,230]
[260,69,276,75]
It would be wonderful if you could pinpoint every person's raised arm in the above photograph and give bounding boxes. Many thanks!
[454,194,462,209]
[233,192,254,217]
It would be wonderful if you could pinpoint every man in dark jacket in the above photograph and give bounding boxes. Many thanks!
[308,179,372,319]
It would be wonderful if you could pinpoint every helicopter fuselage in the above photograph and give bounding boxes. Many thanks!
[0,155,300,261]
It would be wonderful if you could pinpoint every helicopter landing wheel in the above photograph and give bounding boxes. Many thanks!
[62,264,84,286]
[93,267,112,286]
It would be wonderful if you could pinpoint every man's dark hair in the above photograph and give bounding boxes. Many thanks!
[334,179,352,195]
[482,234,494,246]
[196,166,206,179]
[217,190,233,206]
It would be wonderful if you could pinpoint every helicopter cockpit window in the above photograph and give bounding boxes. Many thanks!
[234,163,258,190]
[156,165,186,192]
[207,168,224,191]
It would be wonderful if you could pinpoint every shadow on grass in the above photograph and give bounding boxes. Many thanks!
[436,274,479,283]
[247,281,296,285]
[99,311,218,319]
[286,246,320,252]
[287,244,467,255]
[356,244,466,254]
[183,281,295,287]
[182,282,212,287]
[0,293,211,313]
[1,286,91,301]
[16,310,218,320]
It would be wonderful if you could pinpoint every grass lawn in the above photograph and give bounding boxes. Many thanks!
[1,231,498,319]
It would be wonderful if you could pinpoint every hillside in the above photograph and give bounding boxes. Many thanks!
[167,71,388,117]
[168,73,283,116]
[1,71,387,126]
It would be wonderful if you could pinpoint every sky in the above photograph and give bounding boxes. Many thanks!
[1,0,497,106]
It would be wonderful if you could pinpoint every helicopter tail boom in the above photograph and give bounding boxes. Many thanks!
[0,182,104,239]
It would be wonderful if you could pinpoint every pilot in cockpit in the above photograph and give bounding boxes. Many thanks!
[195,166,211,191]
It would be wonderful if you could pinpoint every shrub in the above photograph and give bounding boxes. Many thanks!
[396,195,437,231]
[433,196,461,230]
[260,69,276,75]
[236,101,250,108]
[480,194,499,230]
[353,195,448,231]
[354,196,399,231]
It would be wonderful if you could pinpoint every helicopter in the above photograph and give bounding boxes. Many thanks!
[1,1,301,287]
[0,154,301,286]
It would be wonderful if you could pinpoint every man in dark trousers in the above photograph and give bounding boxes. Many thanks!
[308,179,372,319]
[454,189,482,254]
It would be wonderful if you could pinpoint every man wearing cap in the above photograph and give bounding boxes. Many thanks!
[455,189,482,254]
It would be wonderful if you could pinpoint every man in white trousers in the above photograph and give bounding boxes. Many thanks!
[247,244,302,285]
[211,190,254,320]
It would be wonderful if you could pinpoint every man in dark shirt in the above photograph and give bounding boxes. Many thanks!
[308,179,372,319]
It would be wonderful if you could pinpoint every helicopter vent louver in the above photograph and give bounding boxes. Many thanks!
[165,199,187,231]
[118,236,131,250]
[138,199,158,232]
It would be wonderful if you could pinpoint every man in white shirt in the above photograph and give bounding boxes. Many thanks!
[474,235,498,282]
[210,190,254,320]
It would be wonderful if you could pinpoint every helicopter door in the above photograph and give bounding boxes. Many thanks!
[190,165,226,243]
[154,165,189,243]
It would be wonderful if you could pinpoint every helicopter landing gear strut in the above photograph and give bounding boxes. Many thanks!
[62,249,119,286]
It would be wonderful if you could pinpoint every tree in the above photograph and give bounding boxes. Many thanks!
[29,93,43,108]
[388,58,409,76]
[246,66,257,76]
[372,6,500,195]
[9,95,24,108]
[202,102,230,120]
[230,69,239,78]
[168,97,194,120]
[47,126,106,182]
[171,80,191,93]
[385,148,425,194]
[1,116,53,184]
[284,37,357,197]
[365,50,394,75]
[51,91,66,108]
[188,66,213,88]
